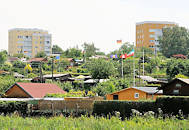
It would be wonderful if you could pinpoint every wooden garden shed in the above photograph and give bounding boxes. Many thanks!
[5,82,66,98]
[160,78,189,96]
[106,87,162,101]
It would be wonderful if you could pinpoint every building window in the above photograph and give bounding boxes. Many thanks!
[173,90,179,95]
[176,83,181,88]
[113,95,118,100]
[134,93,139,98]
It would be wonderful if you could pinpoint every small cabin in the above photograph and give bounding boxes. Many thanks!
[106,87,162,101]
[160,78,189,96]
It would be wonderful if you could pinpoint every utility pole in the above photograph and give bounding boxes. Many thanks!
[143,49,144,83]
[52,57,54,81]
[133,42,135,87]
[121,58,123,78]
[40,61,43,83]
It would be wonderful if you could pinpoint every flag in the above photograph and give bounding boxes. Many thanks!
[24,64,32,72]
[120,54,127,59]
[110,54,118,58]
[127,49,134,57]
[116,40,122,44]
[56,55,60,60]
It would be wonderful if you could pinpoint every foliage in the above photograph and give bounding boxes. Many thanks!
[86,59,117,79]
[156,96,189,115]
[0,115,189,129]
[62,47,82,58]
[0,50,7,65]
[0,101,28,115]
[35,51,47,58]
[1,62,12,71]
[27,73,37,78]
[82,43,99,57]
[93,100,156,119]
[52,45,63,54]
[92,78,130,96]
[175,74,188,79]
[0,76,16,94]
[13,53,25,58]
[159,26,189,58]
[12,61,26,68]
[166,58,189,79]
[45,91,95,98]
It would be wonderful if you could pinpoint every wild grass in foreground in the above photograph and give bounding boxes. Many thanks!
[0,115,188,130]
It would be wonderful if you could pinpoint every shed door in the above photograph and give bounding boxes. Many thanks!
[113,95,118,100]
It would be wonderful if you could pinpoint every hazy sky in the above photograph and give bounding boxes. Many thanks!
[1,0,189,53]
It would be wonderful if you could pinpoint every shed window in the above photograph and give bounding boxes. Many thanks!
[134,93,139,98]
[176,84,181,88]
[113,95,118,100]
[173,90,179,95]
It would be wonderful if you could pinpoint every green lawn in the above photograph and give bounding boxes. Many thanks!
[0,115,188,130]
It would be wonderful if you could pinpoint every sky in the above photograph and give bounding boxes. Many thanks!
[1,0,189,54]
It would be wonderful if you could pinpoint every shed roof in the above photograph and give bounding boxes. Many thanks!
[109,87,162,95]
[27,58,47,63]
[6,82,66,98]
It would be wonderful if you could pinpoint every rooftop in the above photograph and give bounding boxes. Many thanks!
[9,28,48,32]
[136,21,176,25]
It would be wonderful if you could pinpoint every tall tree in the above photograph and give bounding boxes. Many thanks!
[86,59,117,79]
[82,43,99,57]
[35,51,46,58]
[0,50,7,65]
[52,45,63,54]
[62,47,82,58]
[158,26,189,57]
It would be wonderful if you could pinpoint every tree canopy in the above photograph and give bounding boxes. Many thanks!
[82,43,99,57]
[158,26,189,58]
[86,59,117,79]
[35,51,47,58]
[52,45,63,54]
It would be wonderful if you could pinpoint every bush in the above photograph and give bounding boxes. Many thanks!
[0,101,28,116]
[156,96,189,115]
[93,100,156,119]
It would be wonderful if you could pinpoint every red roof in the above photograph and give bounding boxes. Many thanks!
[27,58,47,63]
[15,82,66,98]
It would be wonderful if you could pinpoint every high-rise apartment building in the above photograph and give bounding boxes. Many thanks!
[136,21,176,50]
[8,28,52,58]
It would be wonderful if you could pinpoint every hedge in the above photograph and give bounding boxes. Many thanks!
[93,97,189,119]
[0,101,28,116]
[156,96,189,115]
[93,100,156,119]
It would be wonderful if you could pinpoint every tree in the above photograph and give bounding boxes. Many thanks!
[52,45,63,54]
[35,51,46,58]
[62,48,82,58]
[82,43,99,57]
[0,50,7,65]
[86,59,117,79]
[166,59,189,79]
[158,26,189,58]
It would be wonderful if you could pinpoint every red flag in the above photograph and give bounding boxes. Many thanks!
[117,40,122,44]
[120,54,127,59]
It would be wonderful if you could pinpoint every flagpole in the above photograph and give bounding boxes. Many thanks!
[133,42,135,87]
[121,58,123,78]
[142,49,144,83]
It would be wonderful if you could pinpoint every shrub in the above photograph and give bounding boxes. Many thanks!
[156,96,189,115]
[93,100,156,119]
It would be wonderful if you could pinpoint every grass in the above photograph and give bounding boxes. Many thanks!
[0,115,188,130]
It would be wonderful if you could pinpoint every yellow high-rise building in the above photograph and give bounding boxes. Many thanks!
[136,21,176,50]
[8,28,52,58]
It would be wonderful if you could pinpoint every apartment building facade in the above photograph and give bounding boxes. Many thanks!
[136,21,176,50]
[8,28,52,58]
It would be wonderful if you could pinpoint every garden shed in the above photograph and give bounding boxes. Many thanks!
[5,82,66,98]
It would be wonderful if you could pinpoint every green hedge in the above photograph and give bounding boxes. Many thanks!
[93,101,156,119]
[0,101,28,116]
[156,96,189,115]
[93,97,189,118]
